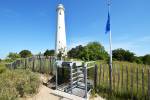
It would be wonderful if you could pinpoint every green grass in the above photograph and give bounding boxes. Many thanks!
[89,60,150,100]
[0,63,7,74]
[0,63,40,100]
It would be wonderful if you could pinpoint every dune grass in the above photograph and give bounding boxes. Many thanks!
[92,60,150,100]
[0,63,40,100]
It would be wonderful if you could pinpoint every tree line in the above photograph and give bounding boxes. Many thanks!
[67,42,150,65]
[4,42,150,65]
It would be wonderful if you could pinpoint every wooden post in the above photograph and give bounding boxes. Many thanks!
[117,68,120,91]
[103,65,105,84]
[10,63,13,69]
[99,64,102,86]
[94,64,98,89]
[131,68,133,100]
[136,68,138,95]
[148,69,150,99]
[39,55,42,73]
[49,57,51,74]
[42,57,44,73]
[126,66,128,91]
[32,57,35,72]
[142,68,145,98]
[121,65,124,89]
[113,66,116,91]
[25,58,27,69]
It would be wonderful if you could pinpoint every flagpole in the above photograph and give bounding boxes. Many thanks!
[108,0,113,92]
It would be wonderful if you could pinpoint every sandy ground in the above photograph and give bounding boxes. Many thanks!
[19,74,105,100]
[20,85,61,100]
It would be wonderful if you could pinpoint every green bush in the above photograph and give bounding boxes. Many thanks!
[68,42,108,61]
[0,78,18,100]
[0,64,6,74]
[0,69,40,99]
[19,50,32,58]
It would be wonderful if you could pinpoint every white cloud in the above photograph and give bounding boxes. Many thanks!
[104,35,150,56]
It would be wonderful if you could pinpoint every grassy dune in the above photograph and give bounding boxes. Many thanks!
[0,63,40,100]
[92,60,150,100]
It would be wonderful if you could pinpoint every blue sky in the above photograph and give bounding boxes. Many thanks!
[0,0,150,59]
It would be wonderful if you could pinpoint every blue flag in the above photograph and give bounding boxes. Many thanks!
[105,12,110,34]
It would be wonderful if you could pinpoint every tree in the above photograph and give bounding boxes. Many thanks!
[112,48,136,62]
[68,42,108,61]
[68,45,85,59]
[142,54,150,65]
[135,56,143,64]
[44,49,55,57]
[86,42,108,61]
[19,50,32,58]
[7,52,20,60]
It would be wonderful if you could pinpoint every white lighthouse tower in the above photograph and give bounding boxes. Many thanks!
[55,4,67,57]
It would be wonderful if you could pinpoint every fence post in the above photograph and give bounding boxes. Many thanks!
[136,67,138,95]
[10,63,12,69]
[148,69,150,99]
[99,64,102,86]
[131,68,133,100]
[121,65,124,89]
[39,54,42,73]
[103,66,105,83]
[142,68,145,98]
[126,66,128,92]
[32,57,35,72]
[25,58,27,69]
[42,57,44,73]
[94,64,98,89]
[118,68,120,91]
[113,65,116,91]
[49,56,51,74]
[49,57,51,74]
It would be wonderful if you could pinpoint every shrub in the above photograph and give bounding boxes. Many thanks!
[68,42,108,61]
[4,58,14,63]
[44,49,55,57]
[7,52,20,60]
[142,54,150,65]
[0,64,6,74]
[19,50,32,58]
[0,69,40,99]
[0,79,18,100]
[112,48,136,62]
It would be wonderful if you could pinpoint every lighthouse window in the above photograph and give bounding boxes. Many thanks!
[59,11,61,15]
